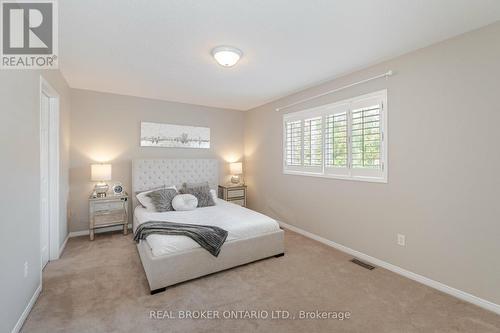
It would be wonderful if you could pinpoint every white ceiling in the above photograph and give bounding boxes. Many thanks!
[60,0,500,110]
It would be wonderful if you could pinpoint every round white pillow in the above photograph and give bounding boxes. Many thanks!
[172,194,198,211]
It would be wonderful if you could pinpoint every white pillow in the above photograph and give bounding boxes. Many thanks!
[210,189,217,203]
[136,186,176,211]
[172,194,198,211]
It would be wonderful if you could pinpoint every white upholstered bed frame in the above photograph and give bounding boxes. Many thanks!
[132,159,285,293]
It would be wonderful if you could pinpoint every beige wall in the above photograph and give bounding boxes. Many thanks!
[244,22,500,305]
[0,69,71,333]
[69,89,244,232]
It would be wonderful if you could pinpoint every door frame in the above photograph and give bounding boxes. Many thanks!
[40,76,60,264]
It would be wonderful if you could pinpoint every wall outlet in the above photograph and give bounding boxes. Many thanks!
[397,234,406,247]
[24,261,28,278]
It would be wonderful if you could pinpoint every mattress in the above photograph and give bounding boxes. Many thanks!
[134,199,280,257]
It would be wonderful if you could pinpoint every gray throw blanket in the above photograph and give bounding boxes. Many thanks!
[133,221,228,257]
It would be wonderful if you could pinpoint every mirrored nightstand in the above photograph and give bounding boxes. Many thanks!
[88,192,128,240]
[218,185,247,207]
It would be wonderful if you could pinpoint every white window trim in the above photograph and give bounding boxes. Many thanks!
[282,90,388,183]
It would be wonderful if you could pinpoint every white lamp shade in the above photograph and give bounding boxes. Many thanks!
[91,164,112,181]
[229,162,243,175]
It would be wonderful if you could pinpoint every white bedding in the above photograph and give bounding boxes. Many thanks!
[134,198,280,257]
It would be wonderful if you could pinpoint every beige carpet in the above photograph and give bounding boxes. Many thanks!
[22,230,500,332]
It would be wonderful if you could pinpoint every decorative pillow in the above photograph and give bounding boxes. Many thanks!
[145,188,178,212]
[136,186,163,210]
[172,194,198,211]
[180,182,215,207]
[136,186,176,211]
[210,189,218,203]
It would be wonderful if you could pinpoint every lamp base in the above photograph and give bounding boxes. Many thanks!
[231,175,240,184]
[94,183,109,197]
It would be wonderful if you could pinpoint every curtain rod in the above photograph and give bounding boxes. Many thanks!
[275,70,393,112]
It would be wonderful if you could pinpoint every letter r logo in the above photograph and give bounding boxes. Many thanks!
[2,1,53,54]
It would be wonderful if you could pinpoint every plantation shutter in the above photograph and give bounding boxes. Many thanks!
[350,96,385,179]
[303,117,322,167]
[325,113,348,167]
[285,120,302,167]
[283,90,386,182]
[324,104,349,176]
[351,106,381,168]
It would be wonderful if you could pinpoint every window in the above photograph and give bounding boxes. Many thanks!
[283,90,387,182]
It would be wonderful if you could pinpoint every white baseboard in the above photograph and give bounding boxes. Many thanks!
[279,221,500,315]
[69,224,132,238]
[58,234,69,258]
[11,283,41,333]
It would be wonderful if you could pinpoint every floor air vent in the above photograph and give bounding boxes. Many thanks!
[350,258,376,270]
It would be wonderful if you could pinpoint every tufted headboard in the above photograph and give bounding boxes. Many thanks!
[132,159,218,207]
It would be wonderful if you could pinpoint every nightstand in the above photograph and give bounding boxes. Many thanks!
[218,185,247,207]
[88,192,128,240]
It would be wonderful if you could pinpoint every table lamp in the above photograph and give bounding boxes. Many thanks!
[91,164,112,197]
[229,162,243,185]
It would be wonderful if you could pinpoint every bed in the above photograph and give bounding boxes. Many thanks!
[132,159,285,294]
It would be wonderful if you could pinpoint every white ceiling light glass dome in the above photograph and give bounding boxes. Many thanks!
[211,46,242,67]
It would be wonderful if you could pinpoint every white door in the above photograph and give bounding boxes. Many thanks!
[40,92,50,269]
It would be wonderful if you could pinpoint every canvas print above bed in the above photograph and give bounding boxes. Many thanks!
[140,122,210,149]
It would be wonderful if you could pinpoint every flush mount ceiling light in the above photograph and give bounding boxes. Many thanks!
[211,46,242,67]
